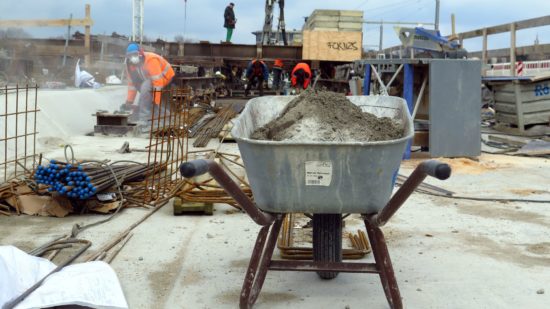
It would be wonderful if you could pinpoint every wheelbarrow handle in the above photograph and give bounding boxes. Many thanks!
[369,160,451,227]
[180,159,210,178]
[180,159,275,227]
[417,160,451,180]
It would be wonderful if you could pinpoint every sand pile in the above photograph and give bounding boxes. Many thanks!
[251,90,404,142]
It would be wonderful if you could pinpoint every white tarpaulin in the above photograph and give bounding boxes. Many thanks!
[0,246,128,309]
[75,59,101,88]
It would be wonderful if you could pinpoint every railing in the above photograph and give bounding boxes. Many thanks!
[485,59,550,77]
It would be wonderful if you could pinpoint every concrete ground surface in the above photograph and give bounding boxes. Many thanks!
[1,87,549,308]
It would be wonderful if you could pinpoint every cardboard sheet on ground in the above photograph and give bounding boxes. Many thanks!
[15,195,71,217]
[0,246,128,309]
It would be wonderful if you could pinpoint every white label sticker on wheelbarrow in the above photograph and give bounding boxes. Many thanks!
[305,161,332,186]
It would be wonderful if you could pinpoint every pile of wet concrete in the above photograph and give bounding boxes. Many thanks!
[251,89,404,142]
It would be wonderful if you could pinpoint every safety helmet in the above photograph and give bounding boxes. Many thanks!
[274,59,283,68]
[126,42,144,64]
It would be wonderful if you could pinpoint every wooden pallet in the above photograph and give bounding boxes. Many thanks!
[173,197,214,215]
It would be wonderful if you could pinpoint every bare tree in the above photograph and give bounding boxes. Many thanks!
[0,27,32,39]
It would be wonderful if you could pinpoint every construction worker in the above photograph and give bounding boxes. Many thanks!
[291,62,312,93]
[245,59,269,97]
[223,2,236,43]
[123,42,175,123]
[272,59,284,95]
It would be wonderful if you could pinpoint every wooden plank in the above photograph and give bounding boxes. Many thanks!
[496,101,550,113]
[497,110,550,125]
[412,130,429,147]
[496,90,550,104]
[0,18,93,28]
[458,15,550,40]
[488,135,530,147]
[84,4,91,66]
[302,30,362,61]
[517,140,550,156]
[514,82,525,131]
[510,23,516,76]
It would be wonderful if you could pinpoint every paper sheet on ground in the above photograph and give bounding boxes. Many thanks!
[0,246,128,309]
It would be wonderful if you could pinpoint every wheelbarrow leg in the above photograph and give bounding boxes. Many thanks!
[240,216,285,309]
[365,219,403,309]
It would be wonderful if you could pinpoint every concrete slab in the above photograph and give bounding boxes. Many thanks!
[1,88,549,308]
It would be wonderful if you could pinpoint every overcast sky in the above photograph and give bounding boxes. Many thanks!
[0,0,548,52]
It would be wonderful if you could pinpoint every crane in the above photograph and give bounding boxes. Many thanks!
[260,0,287,46]
[132,0,144,43]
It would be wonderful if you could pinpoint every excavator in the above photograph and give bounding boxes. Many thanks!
[260,0,287,46]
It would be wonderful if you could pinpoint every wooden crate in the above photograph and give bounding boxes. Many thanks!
[302,30,362,62]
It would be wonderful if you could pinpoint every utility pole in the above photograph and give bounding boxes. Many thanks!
[379,22,383,52]
[435,0,440,31]
[62,14,72,67]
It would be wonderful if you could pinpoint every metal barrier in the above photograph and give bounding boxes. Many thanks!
[486,60,550,76]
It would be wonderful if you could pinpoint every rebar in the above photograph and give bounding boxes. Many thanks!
[34,160,156,199]
[142,87,189,203]
[0,84,39,183]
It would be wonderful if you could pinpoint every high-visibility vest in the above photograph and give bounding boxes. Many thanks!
[127,52,175,105]
[291,62,312,89]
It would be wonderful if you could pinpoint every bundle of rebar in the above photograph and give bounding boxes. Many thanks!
[192,106,237,147]
[34,160,155,199]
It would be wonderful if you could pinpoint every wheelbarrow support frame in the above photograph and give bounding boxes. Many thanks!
[180,159,451,309]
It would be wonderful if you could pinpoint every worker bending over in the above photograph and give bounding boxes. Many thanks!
[291,62,312,93]
[245,59,269,97]
[123,42,175,123]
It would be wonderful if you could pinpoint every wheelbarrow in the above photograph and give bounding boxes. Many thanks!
[180,95,451,308]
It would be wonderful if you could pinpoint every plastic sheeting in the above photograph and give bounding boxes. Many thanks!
[0,246,128,309]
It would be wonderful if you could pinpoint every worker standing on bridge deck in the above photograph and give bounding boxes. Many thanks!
[245,59,269,97]
[223,2,236,43]
[123,42,175,123]
[291,62,312,93]
[272,59,284,95]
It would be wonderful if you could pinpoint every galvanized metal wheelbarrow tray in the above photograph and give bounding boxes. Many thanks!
[180,95,451,309]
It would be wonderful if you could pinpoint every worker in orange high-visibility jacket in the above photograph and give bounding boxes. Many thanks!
[291,62,312,93]
[123,42,175,122]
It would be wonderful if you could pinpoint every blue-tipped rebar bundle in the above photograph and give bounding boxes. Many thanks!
[34,160,152,200]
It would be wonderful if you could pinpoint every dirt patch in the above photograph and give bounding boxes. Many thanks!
[460,233,550,268]
[509,189,549,196]
[401,156,514,174]
[456,204,548,228]
[526,242,550,255]
[217,289,298,304]
[230,258,250,268]
[251,89,404,142]
[147,218,198,307]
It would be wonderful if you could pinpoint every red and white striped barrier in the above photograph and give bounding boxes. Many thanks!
[486,60,550,77]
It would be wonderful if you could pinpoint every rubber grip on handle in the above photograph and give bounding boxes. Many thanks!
[179,160,209,178]
[421,160,451,180]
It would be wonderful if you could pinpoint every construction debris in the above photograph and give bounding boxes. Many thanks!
[176,151,250,210]
[277,213,371,260]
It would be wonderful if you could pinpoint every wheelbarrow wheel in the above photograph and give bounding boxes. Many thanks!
[313,214,342,279]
